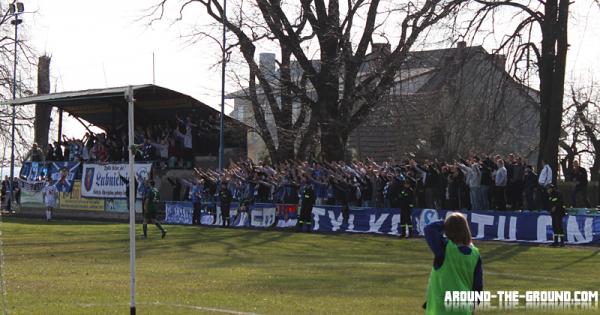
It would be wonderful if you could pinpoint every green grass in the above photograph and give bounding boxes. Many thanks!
[0,218,598,315]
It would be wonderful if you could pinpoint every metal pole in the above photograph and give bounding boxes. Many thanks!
[152,52,155,85]
[126,86,136,315]
[57,108,63,146]
[9,7,21,211]
[218,0,227,170]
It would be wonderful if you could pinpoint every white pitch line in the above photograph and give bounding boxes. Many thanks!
[486,270,563,281]
[0,211,9,315]
[78,302,261,315]
[149,302,262,315]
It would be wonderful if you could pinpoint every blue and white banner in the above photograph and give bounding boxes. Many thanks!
[80,163,152,199]
[165,201,194,224]
[412,209,600,245]
[49,161,80,192]
[163,203,600,245]
[164,202,291,228]
[18,162,50,192]
[311,206,600,244]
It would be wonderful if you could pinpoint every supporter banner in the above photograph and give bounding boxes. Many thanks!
[104,198,143,213]
[20,190,44,208]
[275,204,298,228]
[163,203,600,245]
[312,206,600,244]
[49,161,80,193]
[18,162,49,192]
[81,163,152,199]
[163,201,248,227]
[58,181,104,211]
[164,202,294,228]
[165,201,194,225]
[411,209,600,245]
[250,204,277,227]
[20,162,49,182]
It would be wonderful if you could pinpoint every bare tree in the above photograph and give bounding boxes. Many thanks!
[0,4,37,168]
[466,0,571,182]
[568,85,600,181]
[149,0,466,161]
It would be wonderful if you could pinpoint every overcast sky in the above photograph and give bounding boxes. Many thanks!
[18,0,600,140]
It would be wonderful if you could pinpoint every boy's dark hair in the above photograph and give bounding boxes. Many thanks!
[444,213,472,245]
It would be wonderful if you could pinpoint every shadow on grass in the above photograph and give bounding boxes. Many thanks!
[3,217,116,226]
[480,243,531,264]
[551,249,600,270]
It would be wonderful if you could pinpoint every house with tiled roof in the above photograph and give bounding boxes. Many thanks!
[229,42,539,162]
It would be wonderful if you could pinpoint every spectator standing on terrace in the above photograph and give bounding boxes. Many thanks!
[24,143,44,162]
[63,136,83,161]
[45,143,55,161]
[510,157,525,210]
[504,154,515,209]
[493,159,507,211]
[524,165,538,210]
[445,166,461,210]
[538,160,553,210]
[424,213,483,314]
[458,158,482,210]
[175,115,197,169]
[53,141,64,161]
[480,158,493,210]
[141,137,156,161]
[570,161,591,208]
[150,133,169,167]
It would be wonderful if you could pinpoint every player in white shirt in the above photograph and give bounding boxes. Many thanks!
[42,177,59,221]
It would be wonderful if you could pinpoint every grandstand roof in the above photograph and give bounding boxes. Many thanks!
[6,84,240,130]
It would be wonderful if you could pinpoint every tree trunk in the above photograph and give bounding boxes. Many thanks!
[537,0,568,183]
[274,133,295,162]
[34,56,52,151]
[320,123,348,161]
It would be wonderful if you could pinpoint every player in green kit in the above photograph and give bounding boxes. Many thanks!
[143,180,167,239]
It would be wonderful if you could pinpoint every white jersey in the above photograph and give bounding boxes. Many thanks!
[43,184,58,207]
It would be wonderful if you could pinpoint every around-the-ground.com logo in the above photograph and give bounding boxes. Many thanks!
[444,290,599,311]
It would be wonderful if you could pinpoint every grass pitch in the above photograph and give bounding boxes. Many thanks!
[0,218,598,315]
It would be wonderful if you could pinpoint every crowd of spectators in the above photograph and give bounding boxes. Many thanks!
[23,114,220,169]
[167,154,590,211]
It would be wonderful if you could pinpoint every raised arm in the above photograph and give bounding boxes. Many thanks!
[424,221,446,269]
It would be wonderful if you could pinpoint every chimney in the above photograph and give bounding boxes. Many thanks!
[259,53,276,81]
[493,54,507,69]
[34,55,52,151]
[372,43,391,55]
[454,41,467,61]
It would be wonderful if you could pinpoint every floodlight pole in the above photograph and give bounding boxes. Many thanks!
[9,2,24,211]
[218,0,227,171]
[126,86,136,315]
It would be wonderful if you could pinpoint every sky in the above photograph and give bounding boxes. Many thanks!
[25,0,232,138]
[14,0,600,142]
